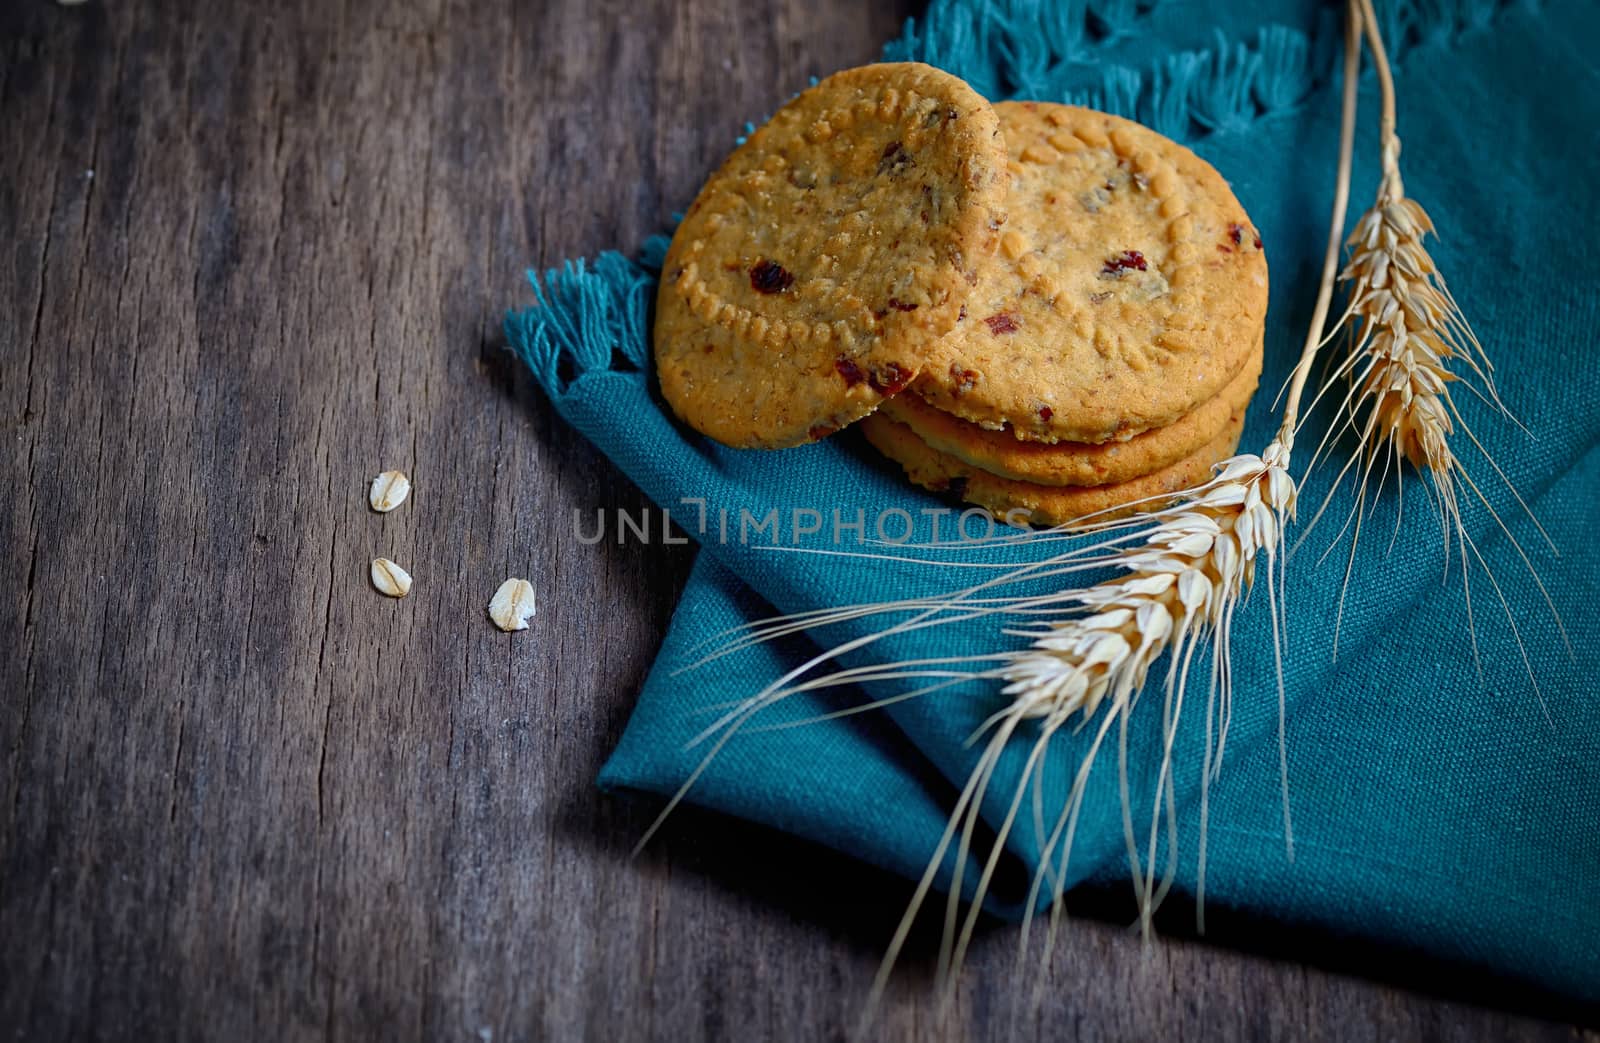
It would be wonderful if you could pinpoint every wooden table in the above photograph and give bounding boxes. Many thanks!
[2,1,1593,1038]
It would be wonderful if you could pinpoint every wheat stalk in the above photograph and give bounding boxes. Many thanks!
[1301,0,1565,688]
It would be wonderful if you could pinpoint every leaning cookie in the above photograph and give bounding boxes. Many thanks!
[913,101,1268,444]
[880,332,1261,487]
[654,62,1010,449]
[861,410,1247,528]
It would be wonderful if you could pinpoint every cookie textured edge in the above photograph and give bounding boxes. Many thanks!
[881,332,1262,487]
[861,409,1247,527]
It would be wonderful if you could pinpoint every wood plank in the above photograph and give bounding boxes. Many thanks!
[0,0,1592,1039]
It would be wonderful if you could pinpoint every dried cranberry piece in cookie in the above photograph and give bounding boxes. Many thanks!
[749,260,794,294]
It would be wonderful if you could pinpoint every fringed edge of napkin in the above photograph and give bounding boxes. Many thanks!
[889,0,1521,140]
[503,234,670,400]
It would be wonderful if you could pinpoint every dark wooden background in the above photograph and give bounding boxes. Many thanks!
[1,1,1594,1039]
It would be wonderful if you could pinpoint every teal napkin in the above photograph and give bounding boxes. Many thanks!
[507,0,1600,1003]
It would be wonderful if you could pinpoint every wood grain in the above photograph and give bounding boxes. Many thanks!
[0,1,1593,1039]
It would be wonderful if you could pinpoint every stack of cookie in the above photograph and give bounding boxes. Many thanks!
[654,63,1267,527]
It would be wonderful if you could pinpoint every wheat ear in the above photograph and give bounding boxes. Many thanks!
[1301,0,1566,691]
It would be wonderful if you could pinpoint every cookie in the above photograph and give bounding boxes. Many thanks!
[879,332,1262,487]
[912,101,1268,444]
[654,63,1010,449]
[861,409,1247,528]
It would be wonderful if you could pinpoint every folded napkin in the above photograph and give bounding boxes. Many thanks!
[507,0,1600,1003]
